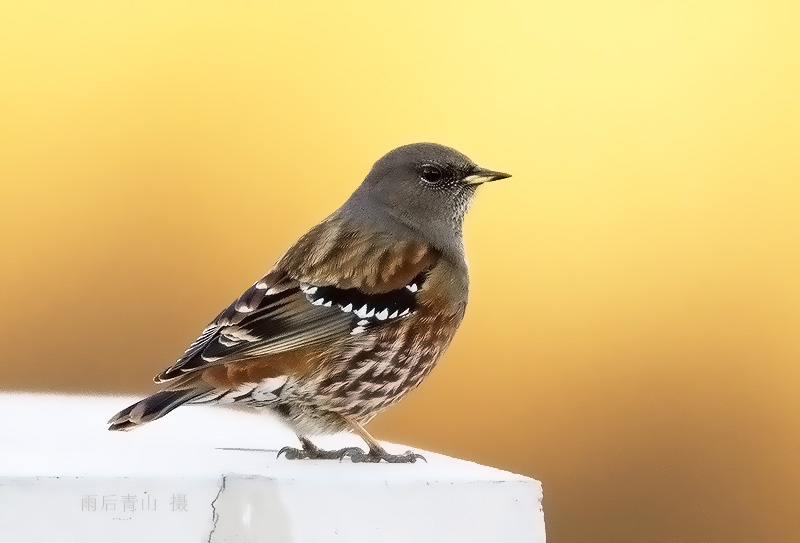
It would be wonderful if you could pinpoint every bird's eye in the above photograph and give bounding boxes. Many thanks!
[419,164,443,184]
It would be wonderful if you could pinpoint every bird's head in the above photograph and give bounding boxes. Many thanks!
[343,143,510,250]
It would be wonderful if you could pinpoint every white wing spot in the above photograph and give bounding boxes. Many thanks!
[218,383,256,403]
[200,355,223,363]
[218,336,239,347]
[251,376,288,402]
[256,281,281,295]
[221,327,262,342]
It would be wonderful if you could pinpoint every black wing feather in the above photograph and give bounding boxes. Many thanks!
[154,271,428,384]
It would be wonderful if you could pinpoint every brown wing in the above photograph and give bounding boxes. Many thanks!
[276,215,439,293]
[154,215,440,384]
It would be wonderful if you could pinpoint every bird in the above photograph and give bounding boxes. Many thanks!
[108,142,510,463]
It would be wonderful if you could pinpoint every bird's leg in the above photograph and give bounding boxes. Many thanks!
[277,435,363,460]
[337,415,426,464]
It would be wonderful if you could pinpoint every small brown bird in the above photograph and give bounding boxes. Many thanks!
[108,143,509,462]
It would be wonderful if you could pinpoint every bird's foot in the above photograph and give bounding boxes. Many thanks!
[277,444,364,460]
[339,447,427,464]
[277,436,425,463]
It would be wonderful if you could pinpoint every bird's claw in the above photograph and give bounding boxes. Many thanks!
[277,446,305,460]
[339,448,426,464]
[278,437,425,463]
[277,445,365,460]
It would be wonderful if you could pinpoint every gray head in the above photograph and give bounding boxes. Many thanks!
[341,143,510,253]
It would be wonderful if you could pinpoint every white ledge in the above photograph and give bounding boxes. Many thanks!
[0,393,545,542]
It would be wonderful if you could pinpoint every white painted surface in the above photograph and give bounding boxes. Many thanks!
[0,393,545,542]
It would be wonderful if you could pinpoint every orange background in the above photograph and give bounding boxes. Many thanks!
[1,2,798,541]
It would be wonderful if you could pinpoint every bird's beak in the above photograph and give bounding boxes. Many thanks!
[463,167,512,185]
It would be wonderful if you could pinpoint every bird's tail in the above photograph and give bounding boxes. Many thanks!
[107,388,208,431]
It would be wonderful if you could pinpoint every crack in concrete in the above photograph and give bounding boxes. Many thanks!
[207,475,227,543]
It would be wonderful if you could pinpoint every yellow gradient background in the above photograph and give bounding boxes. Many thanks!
[1,2,798,541]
